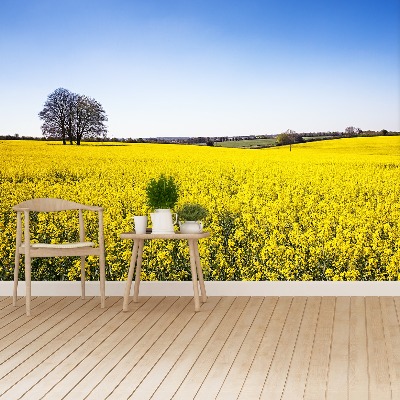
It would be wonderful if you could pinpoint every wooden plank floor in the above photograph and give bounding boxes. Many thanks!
[0,295,399,399]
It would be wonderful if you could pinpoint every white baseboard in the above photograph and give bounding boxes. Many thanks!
[0,281,398,297]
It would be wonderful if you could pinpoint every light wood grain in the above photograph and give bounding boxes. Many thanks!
[0,297,123,399]
[261,297,307,399]
[0,296,50,332]
[54,297,188,400]
[366,297,392,400]
[0,297,77,357]
[30,297,166,400]
[0,295,398,400]
[326,297,350,400]
[380,297,400,397]
[104,297,194,400]
[304,296,335,400]
[0,296,31,320]
[348,297,369,398]
[281,297,321,399]
[196,296,264,399]
[392,297,400,398]
[188,239,201,311]
[238,297,293,399]
[216,297,279,399]
[120,231,210,240]
[103,297,221,400]
[151,296,237,399]
[0,296,13,307]
[173,296,250,399]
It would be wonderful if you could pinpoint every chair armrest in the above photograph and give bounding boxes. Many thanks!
[81,205,104,212]
[12,206,30,212]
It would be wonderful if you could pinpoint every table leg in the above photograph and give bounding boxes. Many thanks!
[188,239,201,311]
[193,240,207,303]
[123,240,139,311]
[133,239,144,302]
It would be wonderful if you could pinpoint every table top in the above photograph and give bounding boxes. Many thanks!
[120,231,210,240]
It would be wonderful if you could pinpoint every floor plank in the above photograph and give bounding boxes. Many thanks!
[1,296,130,399]
[238,297,293,399]
[36,296,168,400]
[151,296,237,399]
[0,295,398,400]
[123,297,222,400]
[380,297,400,398]
[0,297,90,378]
[216,297,278,399]
[366,297,392,400]
[195,297,264,399]
[260,297,307,399]
[326,297,350,400]
[173,296,250,399]
[281,297,321,399]
[304,296,336,400]
[0,297,77,353]
[0,296,50,331]
[0,296,17,311]
[64,297,191,399]
[348,297,369,399]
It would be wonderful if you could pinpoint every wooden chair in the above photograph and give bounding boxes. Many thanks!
[13,198,106,316]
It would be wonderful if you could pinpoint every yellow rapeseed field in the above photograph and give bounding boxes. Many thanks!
[1,136,399,281]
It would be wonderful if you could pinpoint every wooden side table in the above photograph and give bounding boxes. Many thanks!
[120,231,210,312]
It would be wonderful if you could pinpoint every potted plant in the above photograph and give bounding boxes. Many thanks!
[177,203,208,233]
[145,174,179,210]
[145,174,179,233]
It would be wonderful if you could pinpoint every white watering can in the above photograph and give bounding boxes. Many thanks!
[150,209,177,234]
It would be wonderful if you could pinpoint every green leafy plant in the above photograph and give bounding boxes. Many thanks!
[177,203,208,221]
[145,174,179,210]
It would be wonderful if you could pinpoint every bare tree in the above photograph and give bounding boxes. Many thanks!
[38,88,73,145]
[66,92,78,144]
[75,96,108,145]
[39,88,108,145]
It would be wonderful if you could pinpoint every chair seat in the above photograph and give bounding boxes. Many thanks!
[23,241,95,249]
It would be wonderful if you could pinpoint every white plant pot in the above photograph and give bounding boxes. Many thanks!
[179,221,203,234]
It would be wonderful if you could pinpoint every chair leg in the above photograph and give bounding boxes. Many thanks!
[13,254,20,306]
[80,256,86,299]
[25,256,31,317]
[97,209,106,309]
[99,251,106,309]
[14,210,22,307]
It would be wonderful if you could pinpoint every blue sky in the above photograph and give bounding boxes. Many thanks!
[0,0,399,138]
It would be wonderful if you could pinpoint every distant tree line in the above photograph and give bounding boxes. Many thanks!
[0,134,47,141]
[38,88,108,145]
[2,124,399,146]
[275,127,399,149]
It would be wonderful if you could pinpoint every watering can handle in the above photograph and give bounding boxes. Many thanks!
[172,213,178,224]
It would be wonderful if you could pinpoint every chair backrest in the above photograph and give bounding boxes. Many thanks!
[13,198,98,212]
